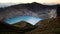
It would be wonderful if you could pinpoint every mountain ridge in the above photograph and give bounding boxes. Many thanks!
[0,2,57,20]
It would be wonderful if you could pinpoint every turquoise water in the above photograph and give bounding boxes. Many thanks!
[5,16,43,25]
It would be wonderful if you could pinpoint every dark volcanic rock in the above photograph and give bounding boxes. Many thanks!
[57,4,60,17]
[12,21,35,32]
[0,21,24,34]
[0,20,35,34]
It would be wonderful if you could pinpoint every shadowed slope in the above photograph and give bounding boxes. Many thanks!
[25,17,60,34]
[12,21,35,32]
[0,21,25,34]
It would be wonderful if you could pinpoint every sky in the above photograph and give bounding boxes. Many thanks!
[5,16,42,25]
[0,0,59,7]
[0,0,59,4]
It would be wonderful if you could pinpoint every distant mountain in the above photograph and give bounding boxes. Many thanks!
[0,2,57,20]
[2,2,57,10]
[12,21,35,31]
[25,17,60,34]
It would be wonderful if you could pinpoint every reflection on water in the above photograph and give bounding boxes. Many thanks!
[5,16,43,25]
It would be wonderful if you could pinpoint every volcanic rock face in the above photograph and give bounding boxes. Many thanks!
[0,2,57,20]
[57,4,60,16]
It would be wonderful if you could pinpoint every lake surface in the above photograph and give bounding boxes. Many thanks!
[5,16,43,25]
